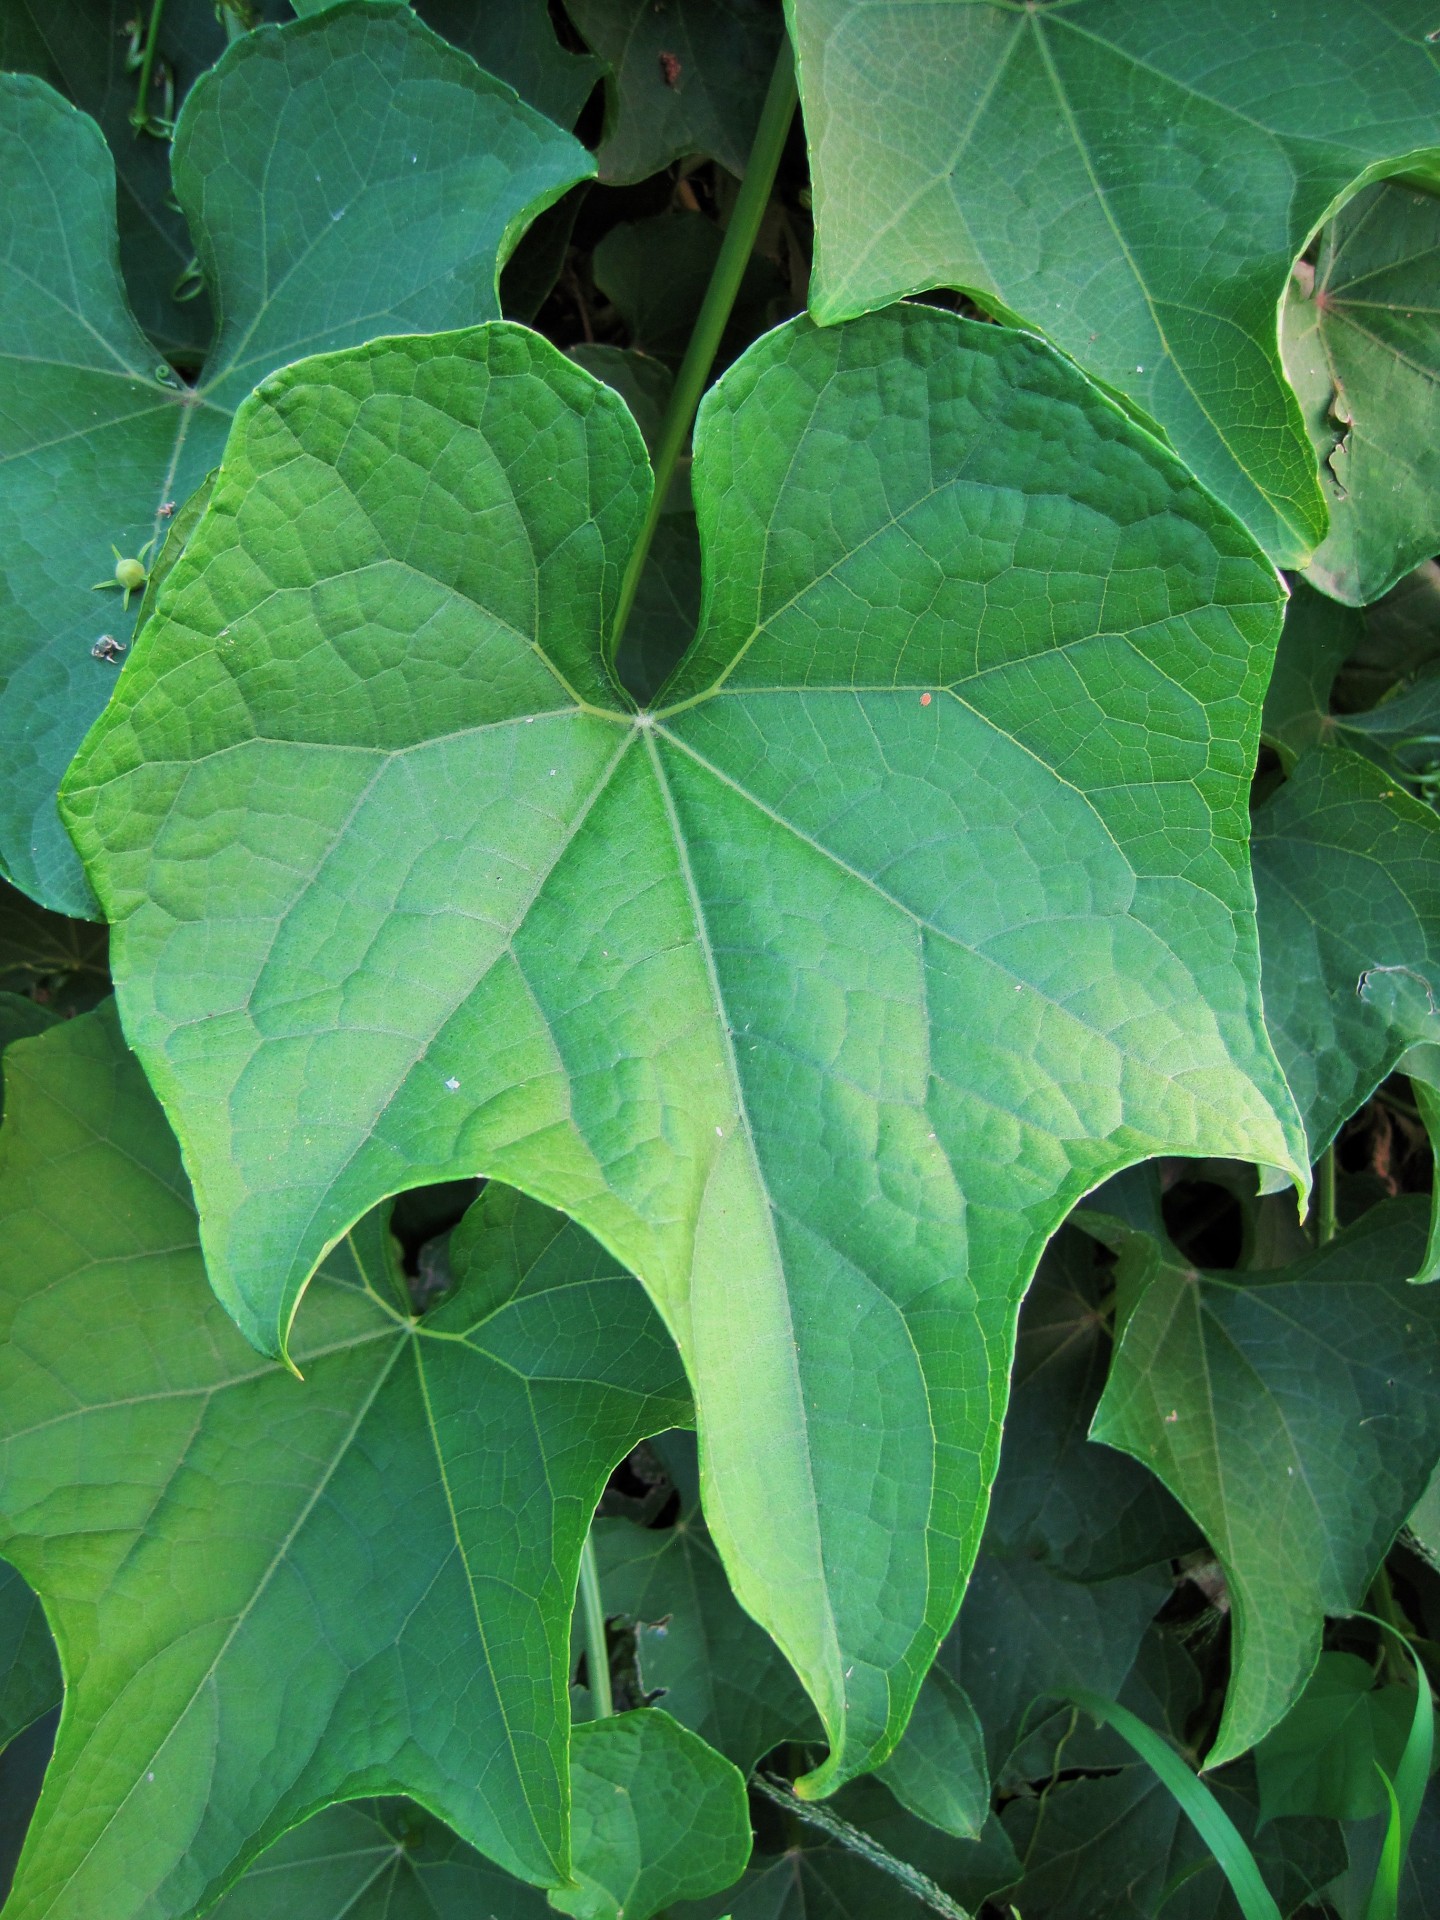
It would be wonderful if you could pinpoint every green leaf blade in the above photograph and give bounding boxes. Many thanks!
[0,2,593,916]
[1090,1201,1440,1766]
[64,306,1306,1797]
[789,0,1440,564]
[0,1006,691,1917]
[1283,179,1440,607]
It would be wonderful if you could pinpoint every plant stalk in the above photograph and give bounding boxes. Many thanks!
[578,1534,613,1719]
[1316,1143,1337,1246]
[130,1,168,134]
[608,41,798,671]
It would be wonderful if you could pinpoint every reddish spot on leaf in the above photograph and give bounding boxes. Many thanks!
[920,691,932,705]
[659,51,682,88]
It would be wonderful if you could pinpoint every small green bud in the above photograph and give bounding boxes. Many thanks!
[114,555,147,593]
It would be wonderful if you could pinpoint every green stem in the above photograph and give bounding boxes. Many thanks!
[579,1534,613,1719]
[609,41,798,675]
[1316,1143,1337,1246]
[129,0,168,134]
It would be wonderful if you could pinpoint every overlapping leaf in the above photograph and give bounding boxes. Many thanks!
[0,1562,57,1751]
[0,0,241,355]
[565,0,784,183]
[552,1710,751,1920]
[981,1227,1198,1581]
[787,0,1440,564]
[0,0,590,913]
[1251,747,1440,1181]
[208,1798,552,1919]
[1283,179,1440,606]
[63,304,1306,1789]
[1091,1199,1440,1764]
[0,1005,692,1918]
[594,1435,819,1771]
[292,0,603,126]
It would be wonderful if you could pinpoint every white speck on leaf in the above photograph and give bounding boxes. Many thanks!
[444,1076,460,1092]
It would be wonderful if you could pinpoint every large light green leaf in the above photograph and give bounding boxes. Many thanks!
[565,0,784,183]
[787,0,1440,565]
[0,1005,691,1918]
[63,306,1306,1791]
[0,0,590,915]
[1251,746,1440,1172]
[1091,1199,1440,1765]
[1283,180,1440,607]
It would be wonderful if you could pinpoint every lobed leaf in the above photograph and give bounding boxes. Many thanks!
[565,0,785,184]
[1251,746,1440,1188]
[1091,1199,1440,1763]
[1283,180,1440,607]
[787,0,1440,564]
[194,1798,553,1920]
[0,1005,691,1917]
[1253,1653,1415,1825]
[63,304,1306,1790]
[0,0,590,913]
[0,0,238,356]
[594,1434,820,1772]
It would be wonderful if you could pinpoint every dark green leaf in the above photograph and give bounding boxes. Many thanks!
[211,1734,747,1920]
[1283,181,1440,607]
[551,1710,751,1920]
[939,1552,1169,1785]
[875,1665,988,1843]
[0,879,109,1018]
[982,1227,1199,1581]
[0,1005,691,1917]
[0,2,590,913]
[0,1000,57,1108]
[414,0,602,126]
[1003,1759,1342,1920]
[1337,562,1440,717]
[592,208,787,361]
[0,0,235,356]
[1254,1652,1415,1823]
[502,185,588,324]
[593,1436,819,1771]
[789,0,1440,564]
[208,1798,552,1919]
[1261,582,1362,768]
[565,0,784,183]
[293,0,603,124]
[1252,747,1440,1174]
[676,1778,1020,1919]
[1091,1199,1440,1762]
[0,1561,59,1751]
[62,307,1307,1791]
[0,1712,55,1910]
